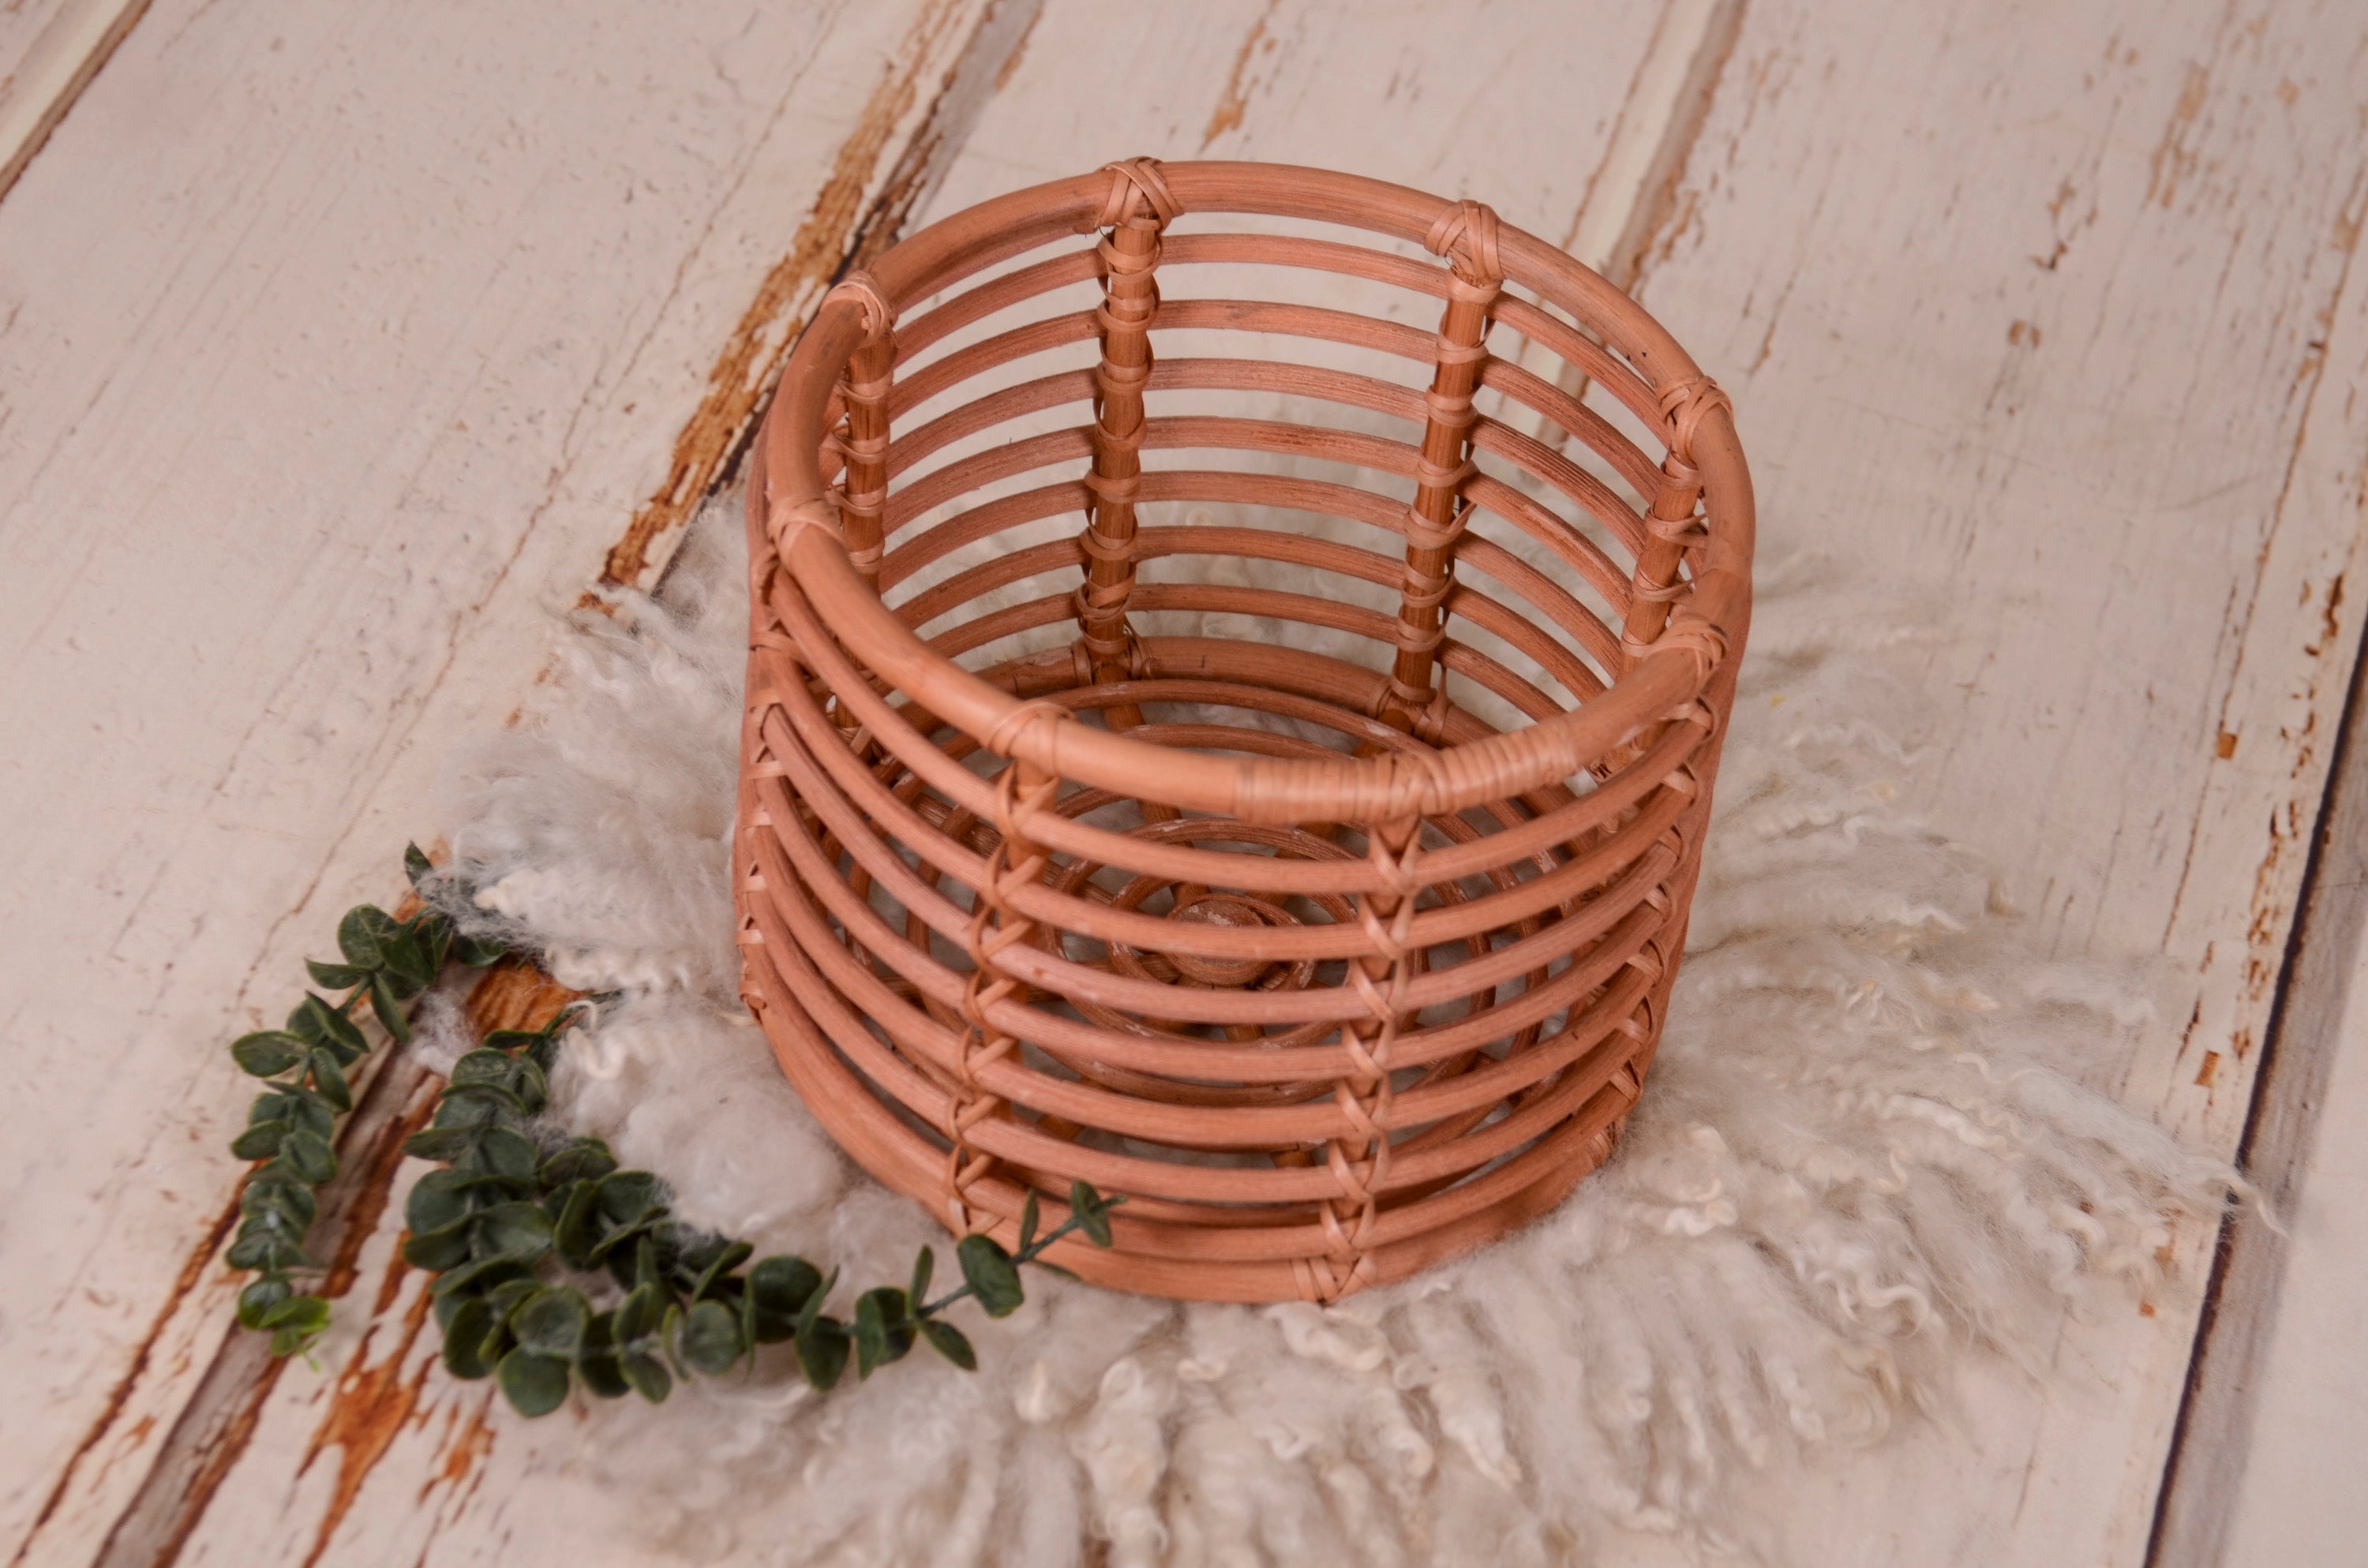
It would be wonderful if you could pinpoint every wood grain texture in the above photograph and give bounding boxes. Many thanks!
[0,0,148,200]
[1631,0,2368,1562]
[5,0,2364,1561]
[0,0,1014,1560]
[2161,454,2368,1562]
[2,6,1686,1564]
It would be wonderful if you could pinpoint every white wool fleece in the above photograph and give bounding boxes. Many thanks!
[432,498,2236,1566]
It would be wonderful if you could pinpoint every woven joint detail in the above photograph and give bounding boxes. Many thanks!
[947,758,1061,1233]
[1423,200,1504,294]
[1085,156,1179,231]
[1306,822,1426,1303]
[825,271,897,344]
[1657,376,1732,465]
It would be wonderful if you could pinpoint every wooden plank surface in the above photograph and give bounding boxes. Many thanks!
[0,0,1021,1560]
[1629,2,2368,1562]
[3,6,1695,1565]
[3,0,2364,1562]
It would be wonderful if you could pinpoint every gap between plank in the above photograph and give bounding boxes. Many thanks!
[2146,601,2368,1566]
[0,0,152,207]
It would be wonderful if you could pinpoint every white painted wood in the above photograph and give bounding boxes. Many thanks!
[1628,1,2368,1562]
[0,0,145,196]
[4,0,2363,1561]
[2218,931,2368,1566]
[0,0,1009,1560]
[25,7,1690,1564]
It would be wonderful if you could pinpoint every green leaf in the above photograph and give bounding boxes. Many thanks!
[306,1049,352,1113]
[440,1297,496,1379]
[747,1256,822,1343]
[474,1202,554,1264]
[1070,1181,1116,1248]
[283,1128,337,1185]
[308,957,373,991]
[291,994,368,1056]
[455,932,509,967]
[242,1177,316,1231]
[379,924,434,995]
[484,1276,542,1330]
[1031,1261,1081,1282]
[437,1083,523,1123]
[257,1293,331,1357]
[919,1319,977,1371]
[238,1277,293,1329]
[229,1031,308,1078]
[597,1171,665,1226]
[578,1313,631,1399]
[402,1219,473,1271]
[339,905,401,971]
[226,1230,313,1272]
[538,1138,618,1187]
[478,1128,540,1180]
[852,1287,913,1379]
[553,1181,602,1270]
[957,1234,1025,1319]
[614,1282,668,1347]
[496,1349,571,1417]
[509,1056,549,1115]
[405,1173,474,1236]
[414,910,455,973]
[620,1352,673,1405]
[678,1300,744,1376]
[1019,1191,1040,1254]
[688,1239,753,1302]
[405,842,435,886]
[511,1287,590,1359]
[402,1126,480,1162]
[429,1254,532,1299]
[231,1121,292,1161]
[795,1318,849,1391]
[369,973,410,1042]
[909,1246,935,1309]
[448,1050,515,1087]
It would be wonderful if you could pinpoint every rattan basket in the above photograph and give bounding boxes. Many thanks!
[735,159,1753,1304]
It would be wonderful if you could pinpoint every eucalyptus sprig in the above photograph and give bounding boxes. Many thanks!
[225,845,506,1354]
[225,843,1121,1415]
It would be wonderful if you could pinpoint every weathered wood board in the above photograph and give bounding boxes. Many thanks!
[2,0,2364,1562]
[0,0,1022,1560]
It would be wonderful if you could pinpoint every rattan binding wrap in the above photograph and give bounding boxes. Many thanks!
[736,160,1754,1304]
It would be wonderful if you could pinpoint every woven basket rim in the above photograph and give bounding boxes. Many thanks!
[757,159,1754,823]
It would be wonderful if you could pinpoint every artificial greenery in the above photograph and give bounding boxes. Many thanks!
[227,844,1120,1416]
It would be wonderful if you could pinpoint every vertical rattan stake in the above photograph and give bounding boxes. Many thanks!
[1622,376,1731,665]
[1383,200,1504,735]
[1075,159,1176,714]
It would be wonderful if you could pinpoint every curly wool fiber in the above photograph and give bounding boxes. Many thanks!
[431,505,2233,1566]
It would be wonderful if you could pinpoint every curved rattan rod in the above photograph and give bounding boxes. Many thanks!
[881,298,1655,529]
[758,743,1659,1083]
[882,354,1647,568]
[762,679,1688,990]
[886,225,1665,453]
[759,651,1692,974]
[881,414,1640,583]
[899,522,1623,691]
[751,799,1664,1152]
[769,582,1710,896]
[750,832,1665,1172]
[878,468,1632,627]
[899,529,1613,698]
